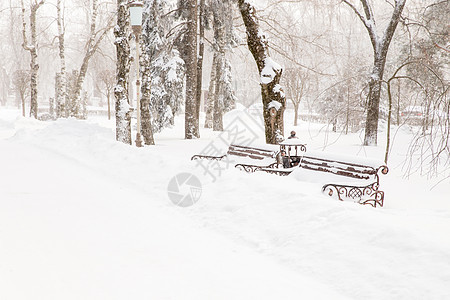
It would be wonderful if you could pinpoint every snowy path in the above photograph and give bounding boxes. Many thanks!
[0,117,348,299]
[1,111,449,299]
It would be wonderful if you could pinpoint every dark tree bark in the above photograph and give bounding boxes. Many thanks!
[343,0,407,145]
[238,0,286,144]
[114,0,132,144]
[184,0,199,139]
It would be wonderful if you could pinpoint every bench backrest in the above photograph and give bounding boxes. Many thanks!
[299,156,378,180]
[227,144,278,161]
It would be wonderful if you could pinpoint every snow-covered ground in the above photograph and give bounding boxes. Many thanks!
[0,107,449,300]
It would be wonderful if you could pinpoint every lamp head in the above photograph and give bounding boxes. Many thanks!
[128,1,144,32]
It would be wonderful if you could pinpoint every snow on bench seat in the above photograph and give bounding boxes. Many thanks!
[303,150,385,170]
[191,143,279,167]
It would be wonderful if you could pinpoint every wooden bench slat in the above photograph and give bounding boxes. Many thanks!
[299,158,373,180]
[299,164,371,180]
[301,156,376,174]
[229,144,277,153]
[227,150,272,158]
[228,148,275,158]
[192,144,278,163]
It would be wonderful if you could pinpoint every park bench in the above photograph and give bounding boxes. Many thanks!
[240,140,388,207]
[297,154,389,207]
[191,141,388,207]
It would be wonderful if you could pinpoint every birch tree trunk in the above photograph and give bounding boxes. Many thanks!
[212,55,224,131]
[114,0,132,144]
[204,52,218,128]
[21,0,44,119]
[195,0,205,130]
[238,0,286,144]
[56,0,67,118]
[184,0,199,139]
[55,73,63,117]
[140,39,155,145]
[212,1,226,131]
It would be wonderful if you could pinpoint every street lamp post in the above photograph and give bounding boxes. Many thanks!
[129,1,144,147]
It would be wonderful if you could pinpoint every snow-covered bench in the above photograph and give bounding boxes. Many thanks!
[227,144,278,160]
[191,143,388,207]
[297,153,389,207]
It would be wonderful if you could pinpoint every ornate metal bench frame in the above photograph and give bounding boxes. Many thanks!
[191,154,226,161]
[234,162,283,174]
[320,165,389,207]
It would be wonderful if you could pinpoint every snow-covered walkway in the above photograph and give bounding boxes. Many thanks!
[1,109,449,299]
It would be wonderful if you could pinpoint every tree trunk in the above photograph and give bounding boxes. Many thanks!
[71,0,98,118]
[140,39,155,145]
[49,97,55,118]
[238,0,286,144]
[293,102,299,126]
[396,82,401,125]
[107,90,111,120]
[71,0,111,119]
[114,0,132,144]
[204,52,218,128]
[343,0,406,146]
[184,0,198,139]
[81,90,88,119]
[195,0,205,129]
[364,61,383,145]
[56,0,67,119]
[212,54,223,131]
[346,86,350,134]
[21,0,44,119]
[21,93,25,117]
[212,1,226,131]
[55,73,64,118]
[385,79,393,163]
